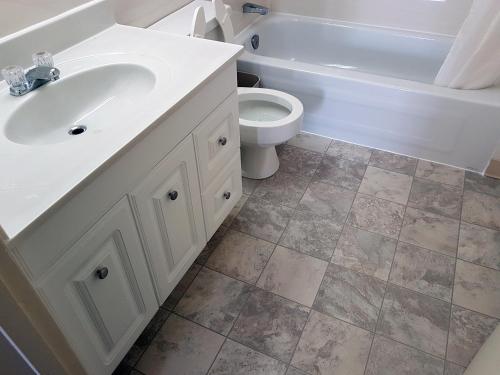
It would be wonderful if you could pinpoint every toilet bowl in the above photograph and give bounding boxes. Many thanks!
[238,87,303,179]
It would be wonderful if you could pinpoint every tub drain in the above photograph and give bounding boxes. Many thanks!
[68,125,87,136]
[251,34,260,50]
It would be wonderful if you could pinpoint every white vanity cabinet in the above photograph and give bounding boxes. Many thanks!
[38,197,157,375]
[6,63,242,375]
[130,136,206,303]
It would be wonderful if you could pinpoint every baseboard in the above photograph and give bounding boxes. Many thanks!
[485,159,500,179]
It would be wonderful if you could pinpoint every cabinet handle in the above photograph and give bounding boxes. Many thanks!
[217,136,228,146]
[95,266,109,280]
[168,190,178,201]
[223,191,231,200]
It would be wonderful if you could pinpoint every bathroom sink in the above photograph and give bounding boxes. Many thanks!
[1,54,161,146]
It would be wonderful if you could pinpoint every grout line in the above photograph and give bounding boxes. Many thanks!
[460,214,500,233]
[448,172,466,362]
[364,172,414,375]
[374,331,448,361]
[454,256,500,273]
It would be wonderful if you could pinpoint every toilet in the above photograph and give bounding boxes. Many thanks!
[209,0,304,179]
[149,0,304,179]
[239,88,303,179]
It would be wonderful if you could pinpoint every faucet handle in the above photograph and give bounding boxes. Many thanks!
[2,65,28,88]
[32,51,54,67]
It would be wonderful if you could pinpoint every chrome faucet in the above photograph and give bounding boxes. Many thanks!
[2,51,60,96]
[242,3,269,15]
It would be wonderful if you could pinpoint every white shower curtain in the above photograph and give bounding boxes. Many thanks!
[434,0,500,89]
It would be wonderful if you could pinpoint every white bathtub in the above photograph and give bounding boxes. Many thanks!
[234,13,500,172]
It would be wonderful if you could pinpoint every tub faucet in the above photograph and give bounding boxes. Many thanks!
[242,3,269,15]
[2,51,60,97]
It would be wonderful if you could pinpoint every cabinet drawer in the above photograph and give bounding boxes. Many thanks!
[193,92,240,189]
[38,197,157,375]
[130,136,206,304]
[202,152,242,238]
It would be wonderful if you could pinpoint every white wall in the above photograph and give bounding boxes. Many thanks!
[0,0,193,38]
[271,0,473,35]
[2,0,468,38]
[0,0,271,39]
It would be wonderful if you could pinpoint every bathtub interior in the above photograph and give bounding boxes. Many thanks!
[237,14,454,84]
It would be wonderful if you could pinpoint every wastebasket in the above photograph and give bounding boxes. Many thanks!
[237,71,260,88]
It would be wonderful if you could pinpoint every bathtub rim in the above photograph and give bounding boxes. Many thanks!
[234,12,500,107]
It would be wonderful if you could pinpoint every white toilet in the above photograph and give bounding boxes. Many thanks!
[149,0,304,179]
[238,88,303,179]
[209,0,304,179]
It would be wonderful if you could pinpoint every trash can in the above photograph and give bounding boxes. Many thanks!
[237,71,260,88]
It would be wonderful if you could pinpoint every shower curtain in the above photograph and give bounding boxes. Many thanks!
[434,0,500,89]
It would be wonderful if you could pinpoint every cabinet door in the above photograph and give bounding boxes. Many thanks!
[193,92,240,189]
[39,197,157,375]
[130,136,206,303]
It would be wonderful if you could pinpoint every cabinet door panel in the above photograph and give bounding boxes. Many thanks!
[193,93,239,188]
[39,197,157,375]
[73,239,141,349]
[130,136,206,303]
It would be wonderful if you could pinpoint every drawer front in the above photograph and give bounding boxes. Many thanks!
[130,136,206,303]
[39,197,157,375]
[193,92,240,189]
[202,152,243,238]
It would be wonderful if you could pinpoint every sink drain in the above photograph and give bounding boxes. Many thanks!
[68,125,87,136]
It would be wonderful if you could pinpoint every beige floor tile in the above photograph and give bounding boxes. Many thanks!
[365,335,444,375]
[462,190,500,231]
[208,339,287,375]
[389,242,454,301]
[377,284,449,358]
[292,310,372,375]
[415,160,464,187]
[331,225,397,281]
[447,305,499,367]
[408,177,462,219]
[358,166,412,204]
[400,207,459,256]
[287,132,332,153]
[347,194,405,239]
[453,260,500,319]
[327,140,372,164]
[175,268,252,334]
[137,315,224,375]
[368,150,417,176]
[458,222,500,270]
[257,246,328,307]
[206,230,274,284]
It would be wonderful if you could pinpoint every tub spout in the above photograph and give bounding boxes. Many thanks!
[242,3,269,15]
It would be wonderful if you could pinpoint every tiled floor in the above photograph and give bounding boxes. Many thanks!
[115,133,500,375]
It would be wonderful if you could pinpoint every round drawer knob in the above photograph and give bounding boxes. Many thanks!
[95,266,109,280]
[168,190,178,201]
[218,136,228,146]
[223,191,231,200]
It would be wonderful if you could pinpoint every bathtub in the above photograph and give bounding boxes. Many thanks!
[234,13,500,172]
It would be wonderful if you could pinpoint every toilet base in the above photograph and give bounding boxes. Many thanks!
[241,144,279,179]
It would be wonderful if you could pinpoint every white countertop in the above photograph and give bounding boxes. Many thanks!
[0,24,242,241]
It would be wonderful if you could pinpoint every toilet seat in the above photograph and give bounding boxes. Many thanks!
[238,88,303,147]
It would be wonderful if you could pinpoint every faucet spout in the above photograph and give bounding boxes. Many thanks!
[242,3,269,15]
[26,66,60,82]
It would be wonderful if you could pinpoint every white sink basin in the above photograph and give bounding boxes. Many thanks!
[1,54,163,146]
